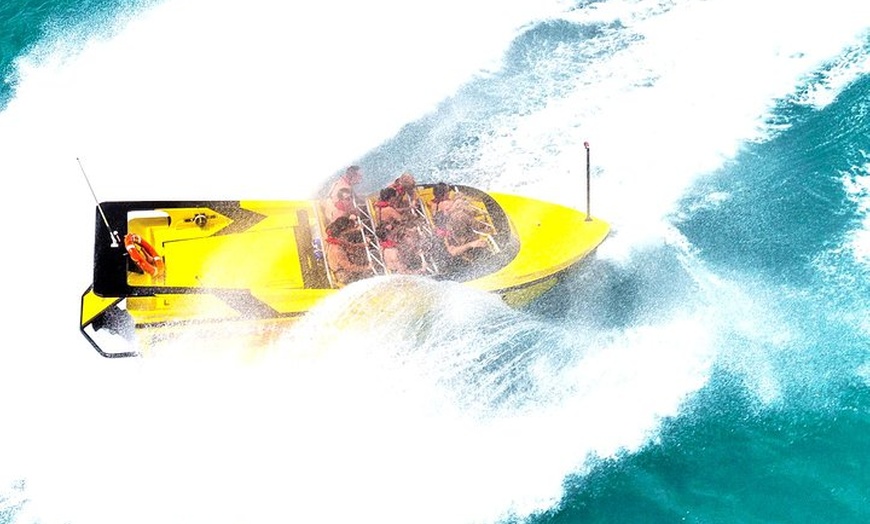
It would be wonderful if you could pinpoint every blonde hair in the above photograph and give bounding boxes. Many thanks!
[397,172,416,188]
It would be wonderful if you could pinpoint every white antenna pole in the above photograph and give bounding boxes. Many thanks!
[77,157,120,247]
[584,141,592,222]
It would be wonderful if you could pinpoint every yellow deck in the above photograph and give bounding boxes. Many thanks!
[472,192,609,292]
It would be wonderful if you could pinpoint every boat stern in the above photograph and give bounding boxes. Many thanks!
[80,287,139,358]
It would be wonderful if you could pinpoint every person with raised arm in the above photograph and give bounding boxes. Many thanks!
[324,165,363,222]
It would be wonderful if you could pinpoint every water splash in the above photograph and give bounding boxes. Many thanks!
[3,0,870,522]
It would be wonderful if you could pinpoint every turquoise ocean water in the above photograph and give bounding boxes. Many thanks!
[1,1,869,523]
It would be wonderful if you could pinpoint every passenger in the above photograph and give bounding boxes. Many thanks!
[328,165,363,203]
[325,215,371,285]
[436,199,492,268]
[389,172,418,210]
[395,224,430,274]
[373,187,404,225]
[324,165,363,222]
[442,205,490,259]
[375,222,430,275]
[324,187,356,222]
[376,223,410,274]
[430,182,452,215]
[431,182,462,233]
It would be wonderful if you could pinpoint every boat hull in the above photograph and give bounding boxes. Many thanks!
[80,185,609,357]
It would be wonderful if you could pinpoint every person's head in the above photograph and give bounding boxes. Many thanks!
[336,188,353,204]
[375,223,392,242]
[397,224,420,248]
[433,182,450,201]
[345,165,363,185]
[397,172,416,190]
[327,215,355,237]
[450,197,475,216]
[447,212,475,241]
[379,186,398,203]
[377,222,404,245]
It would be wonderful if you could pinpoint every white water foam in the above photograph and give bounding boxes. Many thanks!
[4,277,716,524]
[842,161,870,265]
[458,0,870,262]
[2,0,570,201]
[1,0,869,522]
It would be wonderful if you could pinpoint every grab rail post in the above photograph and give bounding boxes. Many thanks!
[584,141,592,222]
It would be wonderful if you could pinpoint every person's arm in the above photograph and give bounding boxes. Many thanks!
[326,179,340,201]
[383,207,405,223]
[329,245,370,273]
[325,201,344,222]
[445,237,488,256]
[383,248,408,274]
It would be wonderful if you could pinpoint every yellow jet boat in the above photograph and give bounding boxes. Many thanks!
[80,183,609,357]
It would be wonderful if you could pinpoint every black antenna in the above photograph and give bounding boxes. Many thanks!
[77,157,120,247]
[584,141,592,221]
